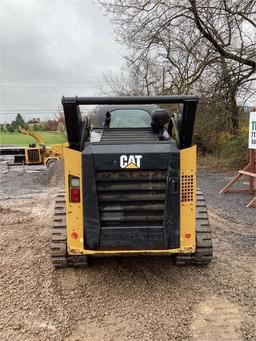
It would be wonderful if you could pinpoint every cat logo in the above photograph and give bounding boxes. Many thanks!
[120,155,142,169]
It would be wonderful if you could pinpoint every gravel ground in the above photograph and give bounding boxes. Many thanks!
[198,170,255,227]
[0,163,255,341]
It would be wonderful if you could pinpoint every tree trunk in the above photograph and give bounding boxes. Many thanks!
[229,90,239,135]
[220,59,239,135]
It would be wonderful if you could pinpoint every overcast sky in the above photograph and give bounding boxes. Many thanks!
[0,0,123,123]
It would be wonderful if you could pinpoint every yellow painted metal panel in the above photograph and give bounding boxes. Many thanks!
[81,145,197,255]
[64,148,84,254]
[79,248,181,256]
[180,145,197,252]
[65,145,197,257]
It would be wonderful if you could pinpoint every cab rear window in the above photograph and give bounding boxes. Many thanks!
[109,109,151,128]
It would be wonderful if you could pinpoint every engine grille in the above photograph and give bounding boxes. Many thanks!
[96,170,167,227]
[27,149,40,162]
[100,128,157,143]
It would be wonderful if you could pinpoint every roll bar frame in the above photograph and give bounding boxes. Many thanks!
[62,96,198,150]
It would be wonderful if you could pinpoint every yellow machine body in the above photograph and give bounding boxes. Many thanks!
[64,145,196,256]
[19,129,67,165]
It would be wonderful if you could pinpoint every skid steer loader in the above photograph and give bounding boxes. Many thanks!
[51,96,213,268]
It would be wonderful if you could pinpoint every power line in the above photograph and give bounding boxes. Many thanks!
[0,79,100,83]
[0,109,93,113]
[0,108,58,111]
[0,76,101,80]
[0,85,98,89]
[0,108,95,111]
[0,112,89,115]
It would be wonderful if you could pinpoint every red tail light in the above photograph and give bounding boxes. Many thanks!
[69,176,80,203]
[71,188,80,203]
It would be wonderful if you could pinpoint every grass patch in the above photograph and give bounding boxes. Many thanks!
[198,154,235,170]
[0,131,67,147]
[198,132,249,170]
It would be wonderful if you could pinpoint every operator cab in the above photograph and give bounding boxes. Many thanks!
[95,105,156,128]
[90,105,172,144]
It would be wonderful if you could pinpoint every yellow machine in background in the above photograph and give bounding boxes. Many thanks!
[15,129,67,167]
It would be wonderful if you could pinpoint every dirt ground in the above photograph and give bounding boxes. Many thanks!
[0,162,255,341]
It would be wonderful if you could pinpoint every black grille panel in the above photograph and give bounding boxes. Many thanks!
[100,128,157,143]
[96,170,167,227]
[27,149,40,162]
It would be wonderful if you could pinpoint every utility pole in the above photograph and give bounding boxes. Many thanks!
[162,67,165,94]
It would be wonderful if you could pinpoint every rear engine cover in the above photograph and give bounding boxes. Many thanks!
[82,129,180,251]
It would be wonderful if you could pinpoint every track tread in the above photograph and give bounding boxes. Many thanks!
[50,192,88,269]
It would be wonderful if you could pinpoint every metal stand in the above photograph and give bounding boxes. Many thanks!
[6,161,26,173]
[220,149,256,208]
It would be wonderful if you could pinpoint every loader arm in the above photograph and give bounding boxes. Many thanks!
[19,129,45,146]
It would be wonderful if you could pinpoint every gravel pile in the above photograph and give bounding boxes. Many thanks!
[0,160,64,196]
[39,160,65,188]
[0,169,255,340]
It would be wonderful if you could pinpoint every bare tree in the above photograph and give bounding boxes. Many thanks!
[97,0,256,133]
[188,0,256,132]
[98,56,164,96]
[189,0,255,68]
[98,69,145,96]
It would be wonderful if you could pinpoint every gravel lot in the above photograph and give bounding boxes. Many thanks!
[198,170,255,227]
[0,163,255,341]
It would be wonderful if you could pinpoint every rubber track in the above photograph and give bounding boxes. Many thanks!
[50,191,88,268]
[175,190,213,265]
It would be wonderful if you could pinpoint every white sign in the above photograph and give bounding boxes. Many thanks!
[249,111,256,149]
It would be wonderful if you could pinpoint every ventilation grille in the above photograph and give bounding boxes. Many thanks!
[96,170,167,227]
[27,149,40,162]
[181,174,194,203]
[100,128,157,143]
